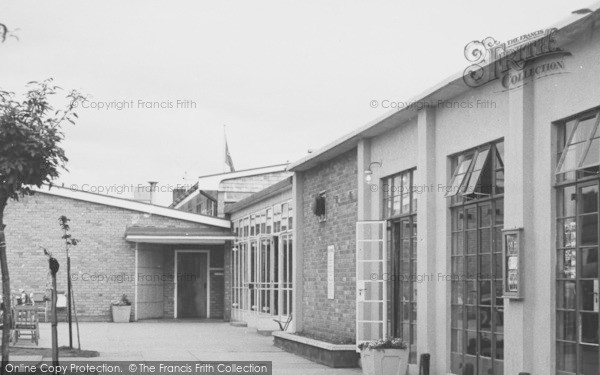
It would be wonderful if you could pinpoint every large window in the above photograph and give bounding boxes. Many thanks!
[555,109,600,375]
[383,169,418,363]
[449,140,504,375]
[231,201,294,323]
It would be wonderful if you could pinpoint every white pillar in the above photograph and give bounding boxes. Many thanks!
[417,106,440,371]
[291,172,304,332]
[504,72,535,375]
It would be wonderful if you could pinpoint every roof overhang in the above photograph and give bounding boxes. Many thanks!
[33,184,231,228]
[126,235,234,244]
[125,227,235,244]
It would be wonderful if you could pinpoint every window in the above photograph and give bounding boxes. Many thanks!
[557,111,600,176]
[382,170,416,218]
[384,168,418,363]
[274,205,282,233]
[555,109,600,375]
[281,203,288,232]
[230,201,294,324]
[448,140,504,375]
[447,142,504,203]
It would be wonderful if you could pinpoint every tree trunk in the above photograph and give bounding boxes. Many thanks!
[0,205,12,373]
[66,255,72,349]
[51,275,58,366]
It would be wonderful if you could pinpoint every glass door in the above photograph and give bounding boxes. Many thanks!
[356,221,387,346]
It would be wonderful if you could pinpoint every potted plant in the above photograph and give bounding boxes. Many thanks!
[358,337,409,375]
[111,295,132,323]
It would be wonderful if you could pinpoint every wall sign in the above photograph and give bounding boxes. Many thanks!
[502,228,523,299]
[327,245,335,299]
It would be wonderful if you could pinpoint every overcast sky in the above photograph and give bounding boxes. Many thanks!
[0,0,594,205]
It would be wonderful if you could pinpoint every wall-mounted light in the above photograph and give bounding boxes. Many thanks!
[365,161,382,183]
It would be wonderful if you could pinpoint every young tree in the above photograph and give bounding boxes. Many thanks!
[0,80,82,368]
[59,215,79,349]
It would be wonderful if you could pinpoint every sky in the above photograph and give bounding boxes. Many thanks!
[0,0,595,205]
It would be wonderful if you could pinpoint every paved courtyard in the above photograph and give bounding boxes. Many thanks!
[21,320,360,375]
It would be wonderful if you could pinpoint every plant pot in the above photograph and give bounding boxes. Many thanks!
[111,305,131,323]
[360,348,409,375]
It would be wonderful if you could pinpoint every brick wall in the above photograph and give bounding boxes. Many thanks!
[3,192,223,321]
[301,148,358,343]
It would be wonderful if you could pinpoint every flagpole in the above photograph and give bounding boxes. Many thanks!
[223,125,226,173]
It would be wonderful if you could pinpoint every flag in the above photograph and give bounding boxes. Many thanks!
[225,136,235,172]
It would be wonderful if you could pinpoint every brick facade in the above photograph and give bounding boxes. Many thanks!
[301,149,357,343]
[3,192,226,321]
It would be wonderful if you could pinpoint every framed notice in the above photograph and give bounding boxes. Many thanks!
[502,228,524,299]
[327,245,335,299]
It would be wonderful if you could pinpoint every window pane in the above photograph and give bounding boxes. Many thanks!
[581,248,598,278]
[556,310,577,341]
[572,116,597,143]
[580,344,599,375]
[560,185,577,218]
[580,185,599,214]
[581,138,600,169]
[580,214,598,246]
[556,280,576,309]
[580,312,599,343]
[558,142,589,174]
[559,218,577,248]
[557,249,577,279]
[556,341,577,373]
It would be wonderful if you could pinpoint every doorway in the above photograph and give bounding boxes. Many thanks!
[175,250,209,319]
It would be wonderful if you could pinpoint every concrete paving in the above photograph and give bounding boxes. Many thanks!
[17,320,361,375]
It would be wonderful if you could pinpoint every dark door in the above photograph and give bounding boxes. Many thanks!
[177,252,208,318]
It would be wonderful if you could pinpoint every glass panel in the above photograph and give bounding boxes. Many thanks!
[581,138,600,169]
[556,310,577,341]
[580,312,599,343]
[479,307,492,330]
[466,331,477,355]
[558,143,589,174]
[357,323,383,341]
[580,280,599,312]
[451,329,463,352]
[452,232,464,255]
[559,218,577,248]
[466,231,477,255]
[558,249,577,279]
[357,261,383,280]
[357,302,384,320]
[451,306,463,328]
[556,341,577,373]
[557,280,576,309]
[464,148,491,195]
[580,185,599,214]
[580,344,599,375]
[446,154,475,197]
[466,306,477,330]
[495,334,504,360]
[479,333,492,357]
[494,307,504,333]
[580,214,598,246]
[357,242,384,260]
[561,185,577,217]
[573,116,597,143]
[581,248,599,278]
